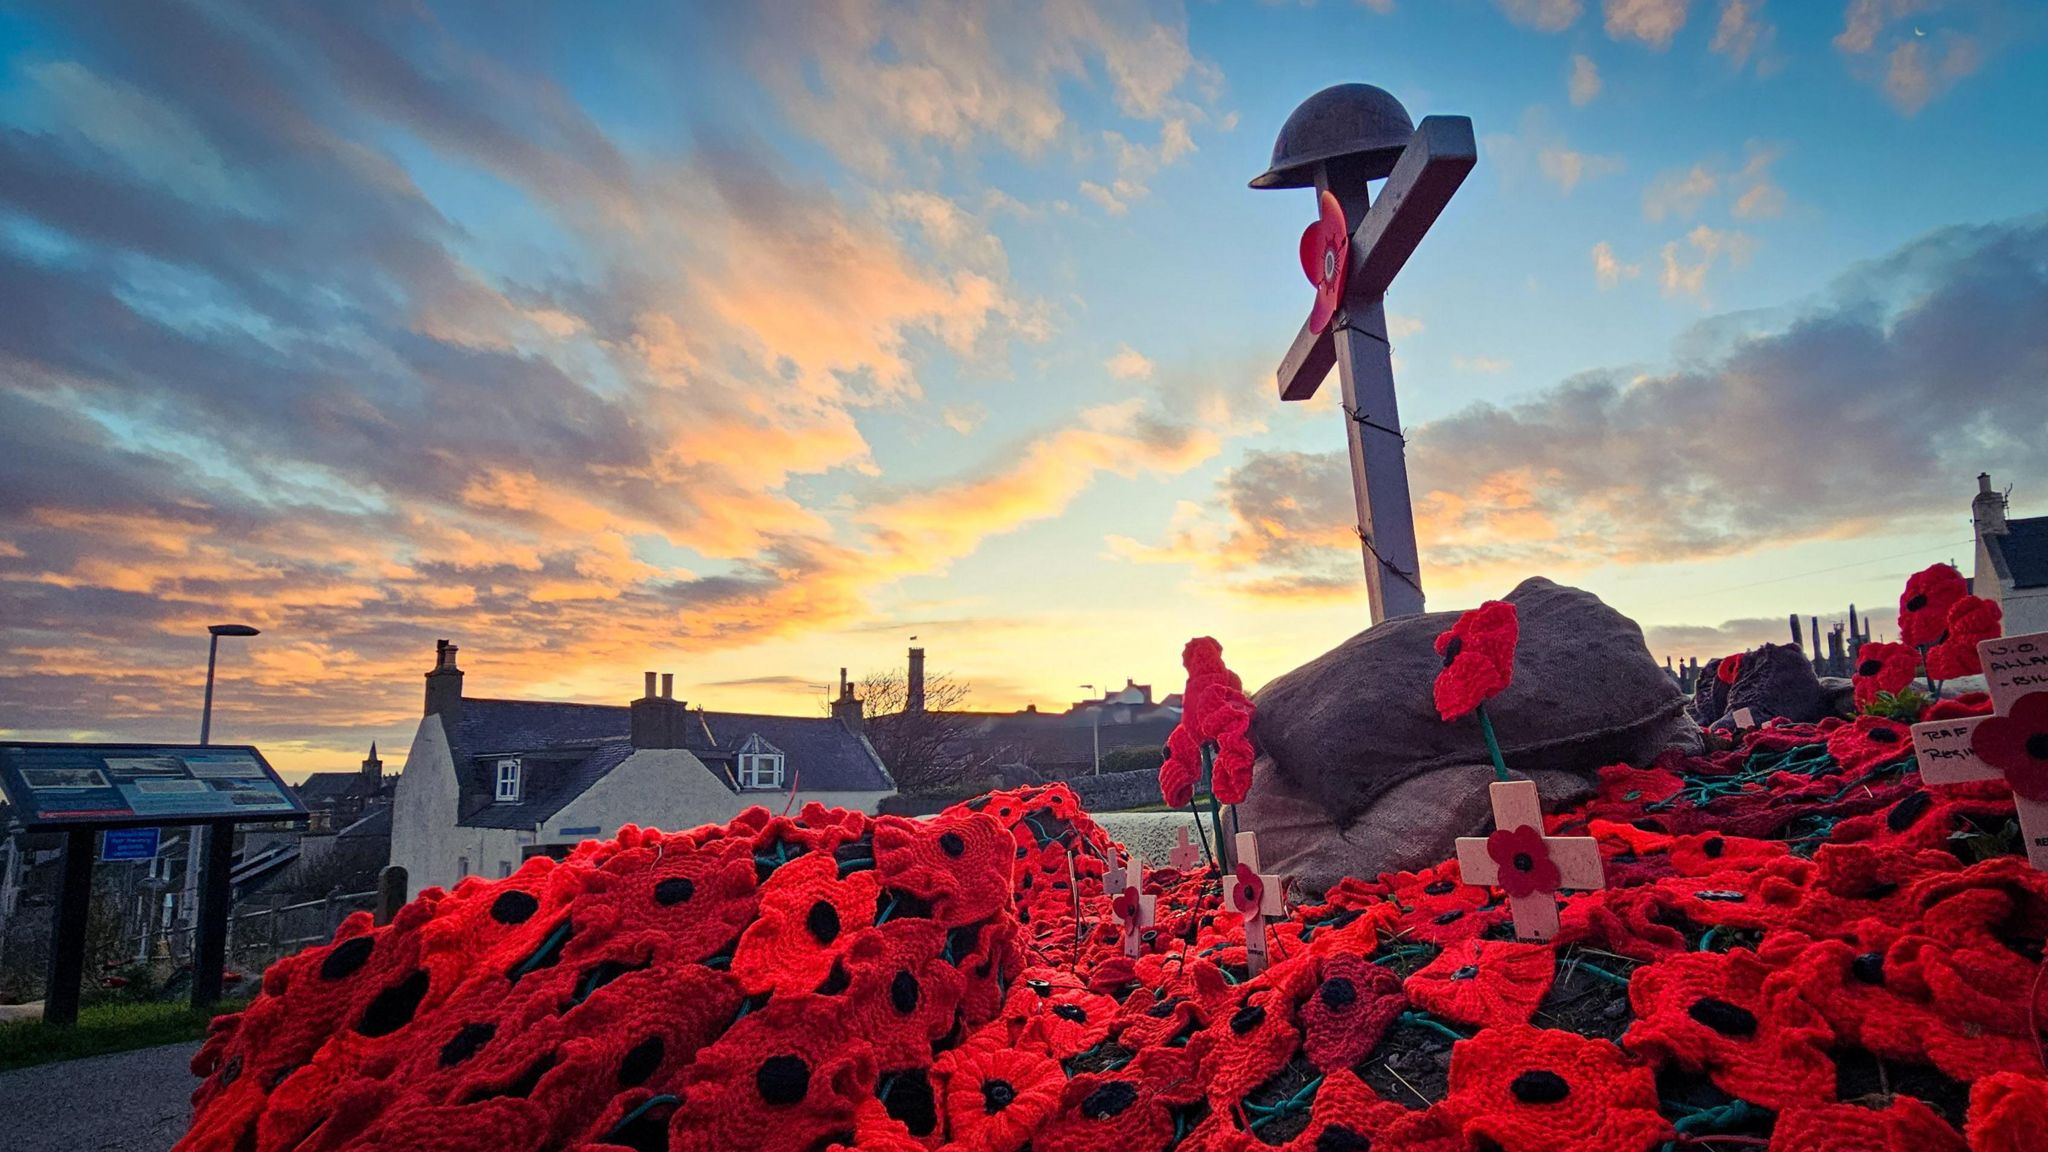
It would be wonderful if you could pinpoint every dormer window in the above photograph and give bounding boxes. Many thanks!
[494,758,522,803]
[735,734,785,790]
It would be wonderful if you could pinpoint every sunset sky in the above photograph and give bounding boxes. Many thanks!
[4,0,2047,779]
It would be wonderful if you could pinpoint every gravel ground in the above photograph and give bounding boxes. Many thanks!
[0,1041,198,1152]
[1094,811,1207,866]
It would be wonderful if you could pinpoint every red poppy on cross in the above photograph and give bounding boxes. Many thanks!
[1909,630,2048,871]
[1110,851,1157,958]
[1231,831,1286,974]
[1454,779,1603,941]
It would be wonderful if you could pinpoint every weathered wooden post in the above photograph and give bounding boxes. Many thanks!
[373,865,407,926]
[1254,84,1476,624]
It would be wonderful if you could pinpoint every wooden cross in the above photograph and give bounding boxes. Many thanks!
[1110,851,1157,958]
[1454,779,1604,941]
[1231,831,1286,974]
[1909,630,2048,870]
[1168,826,1201,872]
[1266,112,1476,624]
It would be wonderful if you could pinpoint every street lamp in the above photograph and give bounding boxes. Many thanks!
[183,623,259,935]
[1079,684,1101,775]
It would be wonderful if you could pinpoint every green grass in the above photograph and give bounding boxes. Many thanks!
[0,999,245,1073]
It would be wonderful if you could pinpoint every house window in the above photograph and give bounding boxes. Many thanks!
[738,751,785,790]
[495,758,522,803]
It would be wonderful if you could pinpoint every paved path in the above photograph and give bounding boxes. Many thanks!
[0,1041,198,1152]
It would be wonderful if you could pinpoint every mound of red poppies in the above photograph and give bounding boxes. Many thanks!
[184,720,2046,1152]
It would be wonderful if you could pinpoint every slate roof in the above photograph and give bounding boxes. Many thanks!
[445,698,890,829]
[295,772,375,806]
[336,805,392,841]
[1986,516,2048,590]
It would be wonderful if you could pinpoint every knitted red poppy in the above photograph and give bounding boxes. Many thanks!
[934,1036,1065,1152]
[1852,641,1921,709]
[1434,600,1520,721]
[1926,595,2003,680]
[1160,636,1258,806]
[1966,1072,2048,1152]
[1924,691,1996,720]
[1768,1097,1964,1152]
[1193,956,1314,1107]
[1406,939,1554,1031]
[731,850,883,997]
[1033,1045,1202,1152]
[1718,652,1745,685]
[1442,1025,1671,1152]
[1486,824,1561,898]
[1299,953,1405,1071]
[1020,987,1119,1059]
[1827,715,1917,775]
[1625,949,1836,1110]
[1899,563,1969,648]
[1971,691,2048,802]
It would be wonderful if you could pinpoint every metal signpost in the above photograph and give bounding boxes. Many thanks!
[0,742,305,1025]
[1254,84,1476,624]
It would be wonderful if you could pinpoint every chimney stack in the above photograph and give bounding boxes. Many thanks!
[1974,472,2009,537]
[424,639,464,729]
[908,647,926,713]
[830,666,865,732]
[631,671,687,749]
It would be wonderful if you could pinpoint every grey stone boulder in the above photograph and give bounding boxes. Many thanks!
[1237,577,1693,896]
[1818,676,1856,719]
[1722,642,1826,726]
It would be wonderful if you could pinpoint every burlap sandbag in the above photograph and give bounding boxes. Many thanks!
[1239,576,1693,894]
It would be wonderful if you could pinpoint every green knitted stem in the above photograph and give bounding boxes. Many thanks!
[1478,704,1511,783]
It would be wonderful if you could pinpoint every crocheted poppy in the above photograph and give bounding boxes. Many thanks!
[1967,1072,2048,1152]
[1193,958,1315,1108]
[1406,939,1554,1031]
[935,1037,1065,1152]
[1899,563,1968,648]
[1923,691,1995,720]
[1718,653,1744,685]
[1925,595,2003,680]
[1851,641,1920,709]
[1160,637,1258,807]
[1434,600,1519,721]
[1299,953,1405,1071]
[1826,715,1916,775]
[1033,1046,1203,1152]
[1442,1025,1671,1152]
[1301,189,1349,335]
[1021,987,1118,1059]
[1486,824,1561,899]
[1625,949,1836,1110]
[1768,1097,1963,1152]
[730,850,882,997]
[1970,690,2048,802]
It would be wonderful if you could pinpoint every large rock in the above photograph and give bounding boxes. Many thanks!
[1723,642,1826,726]
[1238,577,1693,895]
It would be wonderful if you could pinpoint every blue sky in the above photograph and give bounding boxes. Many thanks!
[1,0,2045,776]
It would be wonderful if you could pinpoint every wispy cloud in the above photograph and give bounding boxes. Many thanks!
[1568,53,1603,105]
[1604,0,1692,49]
[1114,215,2048,598]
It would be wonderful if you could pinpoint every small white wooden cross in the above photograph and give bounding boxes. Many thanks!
[1454,779,1604,941]
[1908,630,2048,871]
[1169,826,1201,872]
[1111,851,1157,958]
[1231,831,1286,974]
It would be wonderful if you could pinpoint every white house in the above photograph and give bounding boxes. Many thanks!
[1971,473,2048,637]
[390,643,894,893]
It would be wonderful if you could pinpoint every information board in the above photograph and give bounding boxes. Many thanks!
[0,743,305,829]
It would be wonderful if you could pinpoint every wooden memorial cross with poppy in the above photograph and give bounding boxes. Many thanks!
[1110,851,1156,958]
[1231,831,1286,974]
[1254,85,1477,624]
[1910,630,2048,870]
[1454,780,1604,942]
[1169,826,1201,872]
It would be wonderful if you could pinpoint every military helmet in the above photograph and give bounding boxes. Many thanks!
[1249,83,1415,189]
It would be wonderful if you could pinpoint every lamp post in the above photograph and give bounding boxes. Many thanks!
[1079,684,1101,775]
[181,624,259,939]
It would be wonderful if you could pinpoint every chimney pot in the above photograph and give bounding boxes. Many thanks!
[1980,472,1993,494]
[661,672,674,699]
[644,671,657,698]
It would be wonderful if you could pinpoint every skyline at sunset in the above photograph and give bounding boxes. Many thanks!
[5,0,2048,779]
